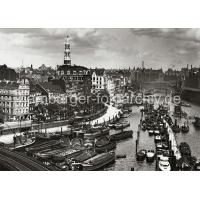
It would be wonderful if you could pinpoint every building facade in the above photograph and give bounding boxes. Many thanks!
[91,68,107,93]
[0,78,30,121]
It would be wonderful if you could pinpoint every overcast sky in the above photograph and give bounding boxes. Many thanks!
[0,28,200,70]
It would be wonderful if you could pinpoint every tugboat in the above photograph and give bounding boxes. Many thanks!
[181,121,189,133]
[136,149,146,161]
[146,150,155,162]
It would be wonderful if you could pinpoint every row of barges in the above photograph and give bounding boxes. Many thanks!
[0,107,134,170]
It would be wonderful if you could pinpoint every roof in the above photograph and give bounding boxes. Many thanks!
[39,82,65,94]
[0,81,19,90]
[91,68,105,76]
[57,64,89,71]
[0,64,18,81]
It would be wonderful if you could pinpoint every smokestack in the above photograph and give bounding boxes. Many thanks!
[142,61,144,69]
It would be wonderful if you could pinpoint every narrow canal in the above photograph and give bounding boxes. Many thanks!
[105,100,200,171]
[105,106,156,171]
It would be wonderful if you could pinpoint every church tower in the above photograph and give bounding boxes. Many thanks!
[64,35,71,66]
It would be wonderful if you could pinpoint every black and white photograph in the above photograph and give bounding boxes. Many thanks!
[1,1,200,200]
[0,28,200,171]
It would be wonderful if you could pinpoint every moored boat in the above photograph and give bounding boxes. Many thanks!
[84,127,109,140]
[7,134,36,151]
[181,122,189,133]
[136,149,146,161]
[146,150,155,162]
[95,136,110,148]
[179,142,191,157]
[25,140,62,155]
[154,135,161,143]
[107,123,115,129]
[35,132,61,141]
[35,148,65,160]
[95,141,116,153]
[171,120,181,133]
[52,148,84,162]
[121,113,131,118]
[114,121,130,130]
[158,156,171,171]
[110,130,133,142]
[73,149,97,162]
[71,138,83,148]
[148,130,154,136]
[71,152,115,171]
[193,117,200,128]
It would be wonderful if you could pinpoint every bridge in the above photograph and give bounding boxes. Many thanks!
[0,148,53,171]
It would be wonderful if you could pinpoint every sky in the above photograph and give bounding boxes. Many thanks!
[0,28,200,70]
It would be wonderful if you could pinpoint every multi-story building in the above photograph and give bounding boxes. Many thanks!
[56,36,91,95]
[0,78,30,121]
[91,68,107,93]
[0,64,18,81]
[37,82,67,104]
[18,64,55,83]
[132,67,164,82]
[29,83,48,112]
[107,77,115,98]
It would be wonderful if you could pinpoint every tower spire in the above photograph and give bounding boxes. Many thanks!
[64,35,71,66]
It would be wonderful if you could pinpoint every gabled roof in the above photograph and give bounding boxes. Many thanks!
[91,68,105,76]
[39,82,65,94]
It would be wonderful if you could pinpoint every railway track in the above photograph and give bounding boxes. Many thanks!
[0,148,52,171]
